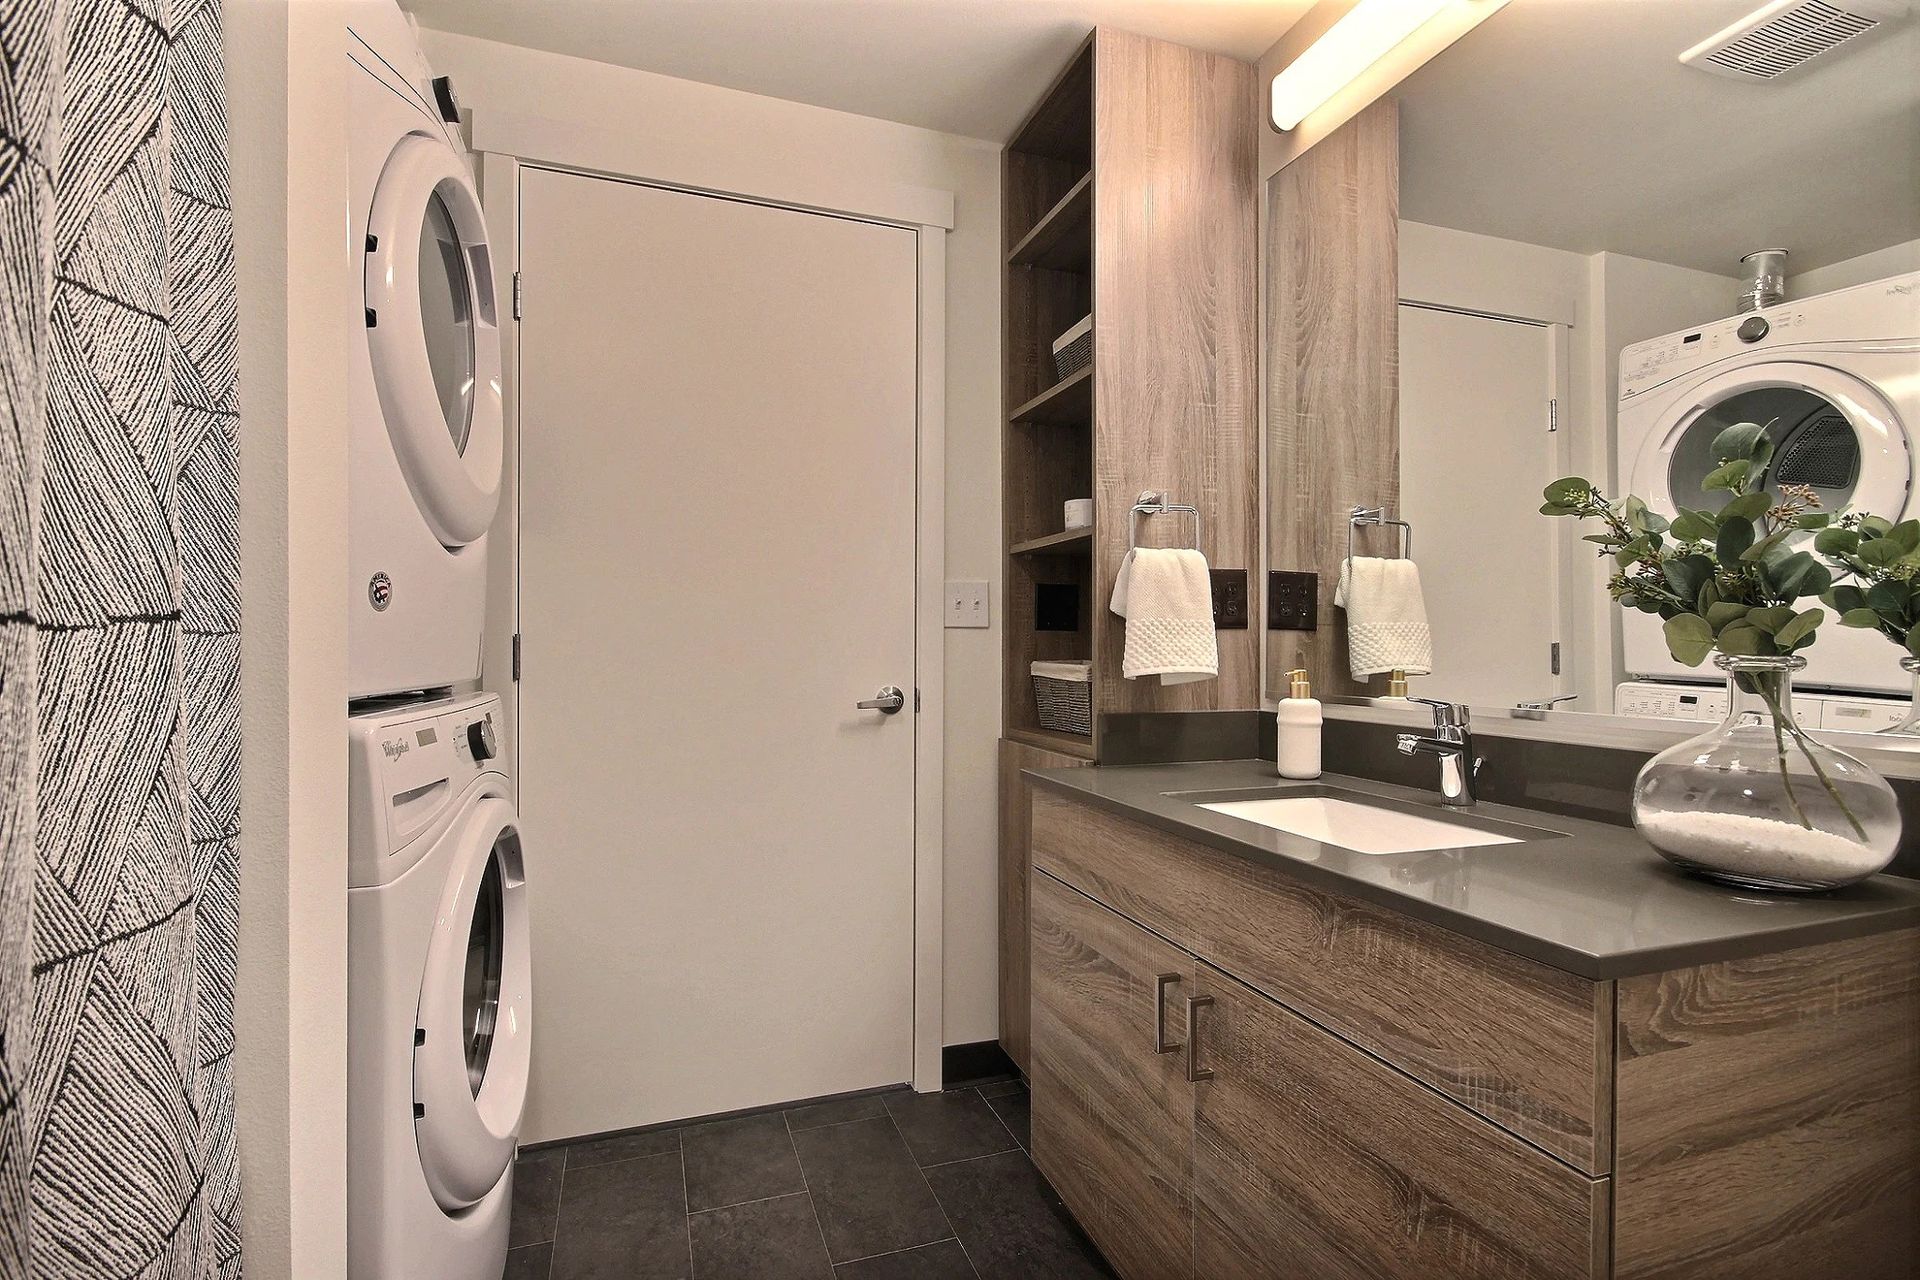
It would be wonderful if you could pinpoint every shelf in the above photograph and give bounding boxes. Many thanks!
[1007,172,1092,272]
[1007,725,1096,759]
[1009,366,1092,426]
[1009,527,1092,557]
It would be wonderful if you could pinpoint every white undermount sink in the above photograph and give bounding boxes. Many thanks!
[1196,794,1525,855]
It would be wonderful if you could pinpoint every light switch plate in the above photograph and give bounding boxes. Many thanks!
[945,579,991,628]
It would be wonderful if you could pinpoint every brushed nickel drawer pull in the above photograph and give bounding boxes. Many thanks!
[1184,994,1215,1082]
[1153,973,1183,1054]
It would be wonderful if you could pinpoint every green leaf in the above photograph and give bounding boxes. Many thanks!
[1826,584,1868,614]
[1663,614,1715,667]
[1702,459,1750,492]
[1662,555,1712,603]
[1581,533,1617,545]
[1841,608,1883,628]
[1794,512,1831,530]
[1893,520,1920,553]
[1719,492,1770,522]
[1715,517,1754,562]
[1716,623,1769,657]
[1624,496,1670,535]
[1669,510,1715,543]
[1746,605,1797,634]
[1860,515,1894,538]
[1907,629,1920,660]
[1814,527,1861,556]
[1542,477,1592,507]
[1801,559,1833,597]
[1866,580,1911,620]
[1709,421,1766,465]
[1705,602,1750,632]
[1741,529,1790,563]
[1773,608,1824,650]
[1763,551,1820,600]
[1540,502,1577,517]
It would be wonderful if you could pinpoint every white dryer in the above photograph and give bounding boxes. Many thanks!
[348,693,530,1280]
[1616,272,1920,694]
[348,4,504,700]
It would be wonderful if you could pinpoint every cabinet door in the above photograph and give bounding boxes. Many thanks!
[1030,869,1195,1279]
[999,738,1089,1072]
[1191,963,1609,1280]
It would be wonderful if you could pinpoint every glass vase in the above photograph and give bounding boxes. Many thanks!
[1631,655,1901,892]
[1878,655,1920,736]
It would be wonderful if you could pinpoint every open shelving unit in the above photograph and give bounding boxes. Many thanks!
[1002,35,1096,756]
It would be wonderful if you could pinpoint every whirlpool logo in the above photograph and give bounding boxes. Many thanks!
[382,738,410,762]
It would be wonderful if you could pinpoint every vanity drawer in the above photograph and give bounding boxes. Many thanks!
[1030,788,1614,1173]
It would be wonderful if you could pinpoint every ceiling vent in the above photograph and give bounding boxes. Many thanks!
[1680,0,1907,80]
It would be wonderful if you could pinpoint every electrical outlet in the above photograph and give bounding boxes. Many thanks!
[944,579,990,628]
[1210,569,1248,629]
[1268,570,1318,631]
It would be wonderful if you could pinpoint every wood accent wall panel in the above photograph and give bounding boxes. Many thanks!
[1265,99,1399,698]
[1090,30,1261,718]
[1031,789,1613,1172]
[1192,963,1609,1280]
[1613,929,1920,1279]
[1030,871,1197,1277]
[997,739,1091,1071]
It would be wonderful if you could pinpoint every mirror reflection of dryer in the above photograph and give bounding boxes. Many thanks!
[1615,271,1920,698]
[347,692,529,1280]
[348,8,504,702]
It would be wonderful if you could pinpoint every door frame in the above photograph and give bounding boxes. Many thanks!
[476,126,951,1092]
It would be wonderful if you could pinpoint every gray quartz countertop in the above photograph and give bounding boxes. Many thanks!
[1025,759,1920,980]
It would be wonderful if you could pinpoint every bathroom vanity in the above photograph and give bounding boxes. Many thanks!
[1024,761,1920,1279]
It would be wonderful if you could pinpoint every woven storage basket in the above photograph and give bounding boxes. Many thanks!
[1030,660,1093,736]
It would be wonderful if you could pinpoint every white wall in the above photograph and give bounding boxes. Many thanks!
[1792,238,1920,298]
[226,1,352,1275]
[414,30,1008,1055]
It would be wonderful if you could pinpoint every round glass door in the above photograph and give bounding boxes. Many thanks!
[1667,384,1863,510]
[418,188,476,454]
[461,847,505,1096]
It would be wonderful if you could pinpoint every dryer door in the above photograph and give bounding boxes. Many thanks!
[414,794,531,1211]
[365,133,504,550]
[1626,360,1910,521]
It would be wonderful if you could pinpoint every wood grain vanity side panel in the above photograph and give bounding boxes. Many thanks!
[998,740,1090,1072]
[1090,29,1260,718]
[1030,870,1196,1278]
[1030,789,1612,1172]
[1613,928,1920,1280]
[1265,98,1399,699]
[1192,963,1608,1279]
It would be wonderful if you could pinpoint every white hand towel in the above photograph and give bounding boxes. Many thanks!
[1110,548,1218,685]
[1334,557,1432,680]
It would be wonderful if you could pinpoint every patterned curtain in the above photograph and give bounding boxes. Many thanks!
[0,0,241,1274]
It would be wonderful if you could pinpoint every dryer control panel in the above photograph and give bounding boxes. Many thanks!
[348,692,505,887]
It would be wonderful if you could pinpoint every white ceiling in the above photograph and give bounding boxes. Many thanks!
[1395,0,1920,276]
[400,0,1312,142]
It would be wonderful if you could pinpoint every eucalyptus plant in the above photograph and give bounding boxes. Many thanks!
[1540,419,1863,836]
[1815,514,1920,658]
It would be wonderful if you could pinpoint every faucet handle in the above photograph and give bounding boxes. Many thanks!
[1407,696,1470,729]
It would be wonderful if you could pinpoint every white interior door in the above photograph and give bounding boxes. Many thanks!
[515,168,918,1140]
[1399,304,1566,712]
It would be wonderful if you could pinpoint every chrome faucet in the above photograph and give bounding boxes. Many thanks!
[1396,698,1483,807]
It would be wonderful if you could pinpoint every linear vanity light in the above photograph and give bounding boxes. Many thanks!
[1270,0,1455,130]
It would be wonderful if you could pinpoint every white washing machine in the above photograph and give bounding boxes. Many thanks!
[348,692,530,1280]
[1616,271,1920,695]
[348,3,504,700]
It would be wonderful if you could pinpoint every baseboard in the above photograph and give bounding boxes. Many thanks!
[942,1039,1019,1087]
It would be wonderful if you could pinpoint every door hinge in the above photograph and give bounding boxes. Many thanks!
[511,632,521,681]
[1547,397,1559,433]
[1550,641,1562,675]
[511,271,522,321]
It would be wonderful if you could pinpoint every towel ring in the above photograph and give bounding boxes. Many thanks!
[1348,506,1413,562]
[1130,492,1202,552]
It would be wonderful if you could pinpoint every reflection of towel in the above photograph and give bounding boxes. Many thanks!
[1110,548,1217,685]
[1335,557,1432,679]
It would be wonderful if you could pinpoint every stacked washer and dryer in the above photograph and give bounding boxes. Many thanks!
[344,6,531,1279]
[1614,270,1920,726]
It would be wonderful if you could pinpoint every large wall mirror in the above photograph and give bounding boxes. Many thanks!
[1265,0,1920,750]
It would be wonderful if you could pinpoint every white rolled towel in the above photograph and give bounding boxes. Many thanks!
[1334,557,1433,680]
[1110,548,1218,685]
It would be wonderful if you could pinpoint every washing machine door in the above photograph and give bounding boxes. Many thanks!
[365,132,504,550]
[1626,359,1911,522]
[414,793,531,1212]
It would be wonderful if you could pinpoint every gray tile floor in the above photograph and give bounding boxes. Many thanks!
[506,1080,1115,1279]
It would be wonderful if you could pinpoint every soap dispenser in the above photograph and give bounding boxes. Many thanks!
[1277,668,1322,780]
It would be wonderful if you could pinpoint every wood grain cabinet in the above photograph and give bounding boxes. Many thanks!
[1027,789,1920,1279]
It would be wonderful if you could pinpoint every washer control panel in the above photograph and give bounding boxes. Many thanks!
[1620,306,1811,398]
[348,692,504,877]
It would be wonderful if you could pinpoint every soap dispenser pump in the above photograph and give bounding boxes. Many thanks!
[1277,668,1322,780]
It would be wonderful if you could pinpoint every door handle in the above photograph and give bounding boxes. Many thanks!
[1183,994,1215,1083]
[856,686,906,714]
[1153,973,1182,1054]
